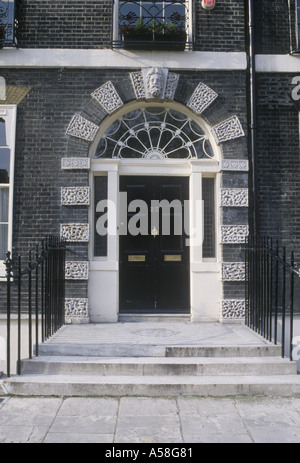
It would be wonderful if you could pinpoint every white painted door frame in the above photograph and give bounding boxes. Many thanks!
[88,158,221,322]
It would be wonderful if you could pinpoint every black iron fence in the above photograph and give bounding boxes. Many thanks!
[245,235,300,360]
[5,235,66,377]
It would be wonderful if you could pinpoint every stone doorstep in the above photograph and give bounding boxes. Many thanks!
[37,343,283,358]
[2,374,300,398]
[20,356,297,377]
[3,323,297,398]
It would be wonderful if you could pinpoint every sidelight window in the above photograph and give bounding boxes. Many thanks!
[94,175,108,257]
[202,177,216,259]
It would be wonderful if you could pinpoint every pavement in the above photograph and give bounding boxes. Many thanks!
[1,395,300,443]
[1,322,300,443]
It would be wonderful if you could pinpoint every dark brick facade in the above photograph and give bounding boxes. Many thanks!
[0,66,249,312]
[18,0,297,55]
[195,0,246,52]
[2,67,248,241]
[256,73,300,257]
[0,0,299,319]
[16,0,246,52]
[17,0,113,49]
[253,0,291,54]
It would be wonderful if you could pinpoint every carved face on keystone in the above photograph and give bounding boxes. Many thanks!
[146,68,165,98]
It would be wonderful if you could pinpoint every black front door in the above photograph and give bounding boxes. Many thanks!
[119,176,190,314]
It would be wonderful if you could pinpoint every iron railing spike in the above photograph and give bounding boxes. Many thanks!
[245,234,298,362]
[5,235,66,376]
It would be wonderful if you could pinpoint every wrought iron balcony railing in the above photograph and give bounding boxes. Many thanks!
[112,0,192,50]
[0,0,17,49]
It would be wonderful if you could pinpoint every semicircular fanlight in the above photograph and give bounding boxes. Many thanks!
[95,107,215,160]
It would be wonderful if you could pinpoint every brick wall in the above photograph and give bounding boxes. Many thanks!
[194,0,246,52]
[253,0,291,54]
[0,68,248,311]
[20,0,300,54]
[17,0,112,49]
[256,73,300,260]
[16,0,246,52]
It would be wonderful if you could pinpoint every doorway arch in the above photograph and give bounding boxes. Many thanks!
[88,100,221,321]
[62,69,247,323]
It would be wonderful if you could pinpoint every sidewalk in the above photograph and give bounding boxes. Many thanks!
[1,395,300,443]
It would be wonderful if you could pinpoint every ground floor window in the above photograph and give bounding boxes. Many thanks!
[0,105,16,274]
[94,175,108,258]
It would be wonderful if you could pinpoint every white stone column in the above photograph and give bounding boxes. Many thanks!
[190,166,221,322]
[89,162,119,323]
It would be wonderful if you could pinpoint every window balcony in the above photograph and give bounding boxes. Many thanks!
[112,0,192,51]
[0,0,17,49]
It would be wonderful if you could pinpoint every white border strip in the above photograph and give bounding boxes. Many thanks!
[0,49,247,70]
[256,54,300,72]
[1,50,300,72]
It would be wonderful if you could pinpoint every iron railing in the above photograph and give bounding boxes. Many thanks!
[5,235,66,377]
[245,235,300,360]
[112,0,192,50]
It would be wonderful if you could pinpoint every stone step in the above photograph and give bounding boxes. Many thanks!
[38,343,283,358]
[38,343,167,357]
[118,314,191,323]
[3,374,300,398]
[20,356,297,377]
[166,345,283,357]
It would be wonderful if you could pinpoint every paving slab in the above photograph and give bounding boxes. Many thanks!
[0,397,63,443]
[0,395,299,443]
[0,424,51,444]
[57,397,119,417]
[0,397,62,426]
[44,433,114,444]
[116,398,183,443]
[118,397,178,416]
[115,416,183,444]
[234,396,300,443]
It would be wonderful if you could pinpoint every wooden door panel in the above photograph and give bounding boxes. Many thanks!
[119,176,190,314]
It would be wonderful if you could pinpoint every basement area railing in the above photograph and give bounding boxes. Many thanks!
[5,235,66,377]
[245,235,300,361]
